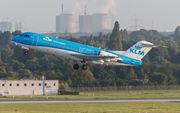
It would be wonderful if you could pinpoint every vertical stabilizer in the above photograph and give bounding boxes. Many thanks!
[122,41,154,60]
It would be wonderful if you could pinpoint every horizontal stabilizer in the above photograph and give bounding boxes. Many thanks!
[142,43,168,48]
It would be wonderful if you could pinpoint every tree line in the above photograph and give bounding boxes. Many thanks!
[1,22,180,87]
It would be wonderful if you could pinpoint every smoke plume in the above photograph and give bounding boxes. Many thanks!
[63,0,116,14]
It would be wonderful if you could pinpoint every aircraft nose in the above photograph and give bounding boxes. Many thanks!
[12,36,19,42]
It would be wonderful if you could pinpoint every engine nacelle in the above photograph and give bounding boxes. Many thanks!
[98,51,122,63]
[105,58,122,62]
[92,60,104,64]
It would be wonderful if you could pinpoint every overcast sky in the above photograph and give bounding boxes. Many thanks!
[0,0,179,33]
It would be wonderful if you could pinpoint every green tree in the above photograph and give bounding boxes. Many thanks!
[121,29,129,42]
[174,26,180,36]
[125,68,137,81]
[137,68,145,79]
[109,21,123,50]
[89,34,94,46]
[1,47,13,62]
[12,45,23,60]
[0,66,7,78]
[18,69,33,79]
[25,58,41,71]
[12,30,22,36]
[10,60,25,71]
[149,72,168,85]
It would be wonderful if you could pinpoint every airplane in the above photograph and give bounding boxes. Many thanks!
[11,32,166,70]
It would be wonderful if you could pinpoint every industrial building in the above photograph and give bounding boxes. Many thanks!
[79,15,93,33]
[56,14,75,33]
[56,5,107,33]
[78,14,107,33]
[92,14,107,32]
[0,22,12,32]
[0,80,59,95]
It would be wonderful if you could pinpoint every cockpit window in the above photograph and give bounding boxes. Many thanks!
[20,34,30,38]
[24,35,29,38]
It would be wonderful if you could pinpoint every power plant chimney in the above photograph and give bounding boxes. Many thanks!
[62,4,63,13]
[85,6,86,15]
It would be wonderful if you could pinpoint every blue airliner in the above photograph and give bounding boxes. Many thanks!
[12,32,166,70]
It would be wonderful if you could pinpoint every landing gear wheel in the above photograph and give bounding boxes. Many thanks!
[73,64,79,69]
[24,51,28,55]
[82,65,88,70]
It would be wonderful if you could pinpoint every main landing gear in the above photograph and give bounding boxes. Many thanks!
[82,64,88,70]
[24,51,28,55]
[73,63,79,69]
[73,63,88,70]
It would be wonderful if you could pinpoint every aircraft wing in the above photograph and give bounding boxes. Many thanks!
[70,53,118,61]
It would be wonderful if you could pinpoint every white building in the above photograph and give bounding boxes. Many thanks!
[0,80,59,95]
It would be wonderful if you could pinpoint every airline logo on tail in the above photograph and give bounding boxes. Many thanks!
[135,45,142,50]
[130,45,144,56]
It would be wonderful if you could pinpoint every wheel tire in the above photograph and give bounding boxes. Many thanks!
[82,65,88,70]
[24,51,28,55]
[73,64,79,69]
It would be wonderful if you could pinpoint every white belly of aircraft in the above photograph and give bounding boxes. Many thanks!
[16,43,83,61]
[15,43,134,66]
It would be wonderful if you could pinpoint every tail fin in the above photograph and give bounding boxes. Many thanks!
[122,41,166,60]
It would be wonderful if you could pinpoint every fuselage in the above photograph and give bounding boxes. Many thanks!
[12,32,142,66]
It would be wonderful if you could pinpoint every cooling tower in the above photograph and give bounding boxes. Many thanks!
[59,14,75,33]
[79,15,93,33]
[92,14,107,32]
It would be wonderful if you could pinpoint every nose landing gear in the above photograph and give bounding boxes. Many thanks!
[24,51,28,55]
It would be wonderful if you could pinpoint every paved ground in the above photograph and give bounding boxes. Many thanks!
[0,98,180,104]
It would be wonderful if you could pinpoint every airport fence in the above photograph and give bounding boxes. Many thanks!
[71,85,180,92]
